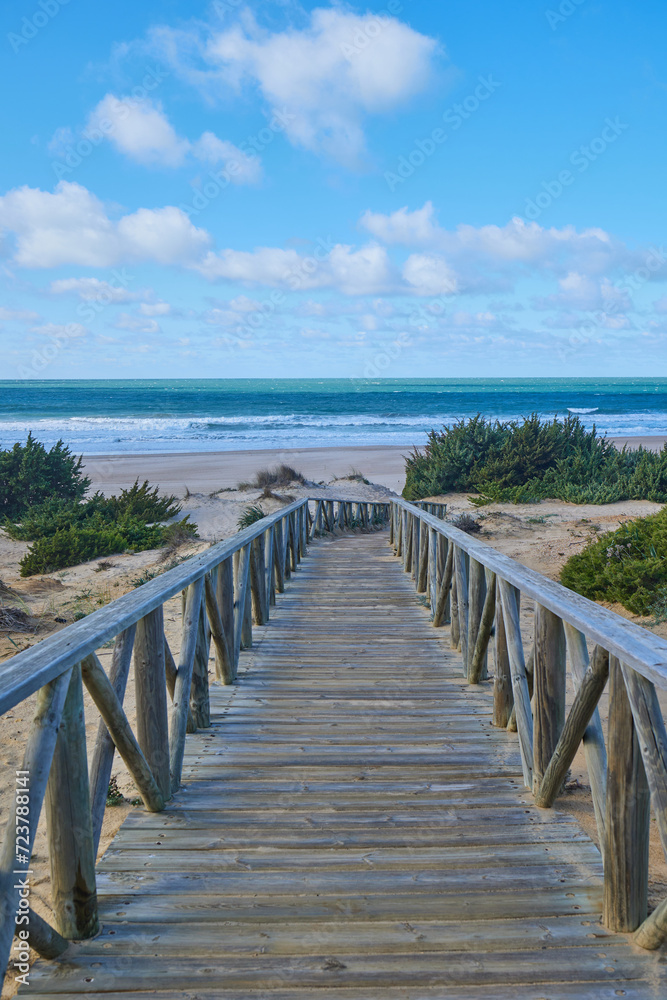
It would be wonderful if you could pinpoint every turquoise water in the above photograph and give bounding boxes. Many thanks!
[0,378,665,453]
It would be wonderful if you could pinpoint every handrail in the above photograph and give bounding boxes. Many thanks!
[0,495,389,985]
[394,499,667,688]
[0,499,307,714]
[390,497,667,950]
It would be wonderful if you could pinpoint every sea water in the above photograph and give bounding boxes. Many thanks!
[0,378,666,454]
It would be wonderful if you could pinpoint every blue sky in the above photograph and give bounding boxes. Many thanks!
[1,0,666,378]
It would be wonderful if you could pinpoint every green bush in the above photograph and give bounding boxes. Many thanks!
[403,413,667,505]
[561,508,667,615]
[238,505,266,529]
[0,433,90,519]
[3,469,197,576]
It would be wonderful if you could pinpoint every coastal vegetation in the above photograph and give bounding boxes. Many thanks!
[238,464,305,491]
[1,438,197,575]
[403,414,667,505]
[561,507,667,617]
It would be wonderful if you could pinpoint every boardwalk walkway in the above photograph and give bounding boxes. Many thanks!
[23,531,667,997]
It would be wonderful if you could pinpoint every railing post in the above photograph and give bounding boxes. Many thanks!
[467,558,486,681]
[604,656,650,931]
[532,604,566,795]
[493,579,513,727]
[403,511,412,572]
[454,547,469,672]
[45,665,98,940]
[417,518,428,593]
[215,556,235,681]
[190,598,211,729]
[134,607,171,800]
[250,534,268,625]
[428,526,438,612]
[411,516,420,582]
[450,573,460,650]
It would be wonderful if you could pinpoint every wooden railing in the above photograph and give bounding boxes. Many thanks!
[0,498,389,984]
[389,498,667,949]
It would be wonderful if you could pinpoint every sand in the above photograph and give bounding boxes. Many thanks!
[1,440,667,990]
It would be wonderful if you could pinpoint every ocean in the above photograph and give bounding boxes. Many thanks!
[0,378,666,455]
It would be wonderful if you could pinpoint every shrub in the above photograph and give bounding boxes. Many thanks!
[238,505,266,529]
[4,470,198,577]
[0,433,90,519]
[451,513,481,534]
[239,465,305,490]
[403,413,667,505]
[561,508,667,616]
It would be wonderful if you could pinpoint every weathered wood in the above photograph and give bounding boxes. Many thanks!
[450,574,460,649]
[603,656,650,932]
[498,579,533,788]
[454,547,469,671]
[535,646,609,809]
[532,605,566,795]
[402,510,411,571]
[164,637,196,733]
[635,895,667,950]
[89,624,136,854]
[80,653,165,813]
[170,576,205,793]
[428,524,438,609]
[273,521,285,593]
[493,585,513,729]
[190,599,211,729]
[233,545,252,664]
[265,525,275,608]
[0,499,309,714]
[0,669,72,974]
[433,542,454,628]
[563,623,607,846]
[618,661,667,860]
[22,909,68,959]
[250,534,268,625]
[469,572,496,685]
[205,573,234,685]
[467,559,486,682]
[44,665,99,939]
[134,607,171,800]
[416,521,429,593]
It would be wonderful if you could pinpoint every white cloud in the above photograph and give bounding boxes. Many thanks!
[192,132,262,183]
[88,94,190,166]
[154,8,438,164]
[114,313,161,333]
[402,253,458,296]
[360,204,655,292]
[31,322,88,338]
[138,301,171,316]
[361,202,441,246]
[0,182,211,267]
[0,307,40,322]
[50,277,141,303]
[534,272,633,312]
[194,242,395,294]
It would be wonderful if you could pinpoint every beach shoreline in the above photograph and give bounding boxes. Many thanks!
[83,435,667,497]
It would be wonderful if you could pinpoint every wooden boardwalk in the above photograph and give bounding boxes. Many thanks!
[22,531,667,998]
